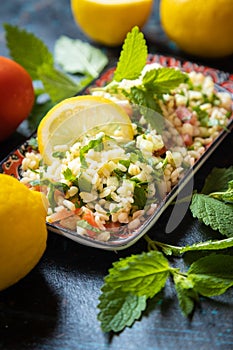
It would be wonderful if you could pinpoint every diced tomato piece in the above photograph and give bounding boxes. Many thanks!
[82,209,99,228]
[182,133,193,146]
[176,106,193,123]
[74,207,82,215]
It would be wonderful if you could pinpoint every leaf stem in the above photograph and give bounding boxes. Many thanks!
[144,235,182,255]
[144,234,159,251]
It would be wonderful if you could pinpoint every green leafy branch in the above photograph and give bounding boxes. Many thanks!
[91,26,189,117]
[98,166,233,333]
[98,249,233,333]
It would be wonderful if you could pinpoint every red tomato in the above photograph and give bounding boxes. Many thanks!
[0,56,35,142]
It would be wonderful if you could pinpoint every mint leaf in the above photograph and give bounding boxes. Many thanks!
[201,166,233,194]
[113,26,147,82]
[127,87,164,133]
[209,180,233,203]
[192,106,209,127]
[63,167,76,182]
[173,274,199,317]
[105,251,170,298]
[152,236,233,256]
[190,193,233,236]
[188,254,233,296]
[180,236,233,253]
[54,35,108,77]
[4,23,53,80]
[77,220,102,233]
[133,183,147,210]
[142,67,189,94]
[79,135,104,168]
[98,284,146,333]
[37,63,80,103]
[129,86,161,113]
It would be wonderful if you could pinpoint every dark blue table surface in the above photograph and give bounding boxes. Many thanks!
[0,1,233,350]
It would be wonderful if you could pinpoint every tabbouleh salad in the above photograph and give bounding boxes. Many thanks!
[20,63,232,242]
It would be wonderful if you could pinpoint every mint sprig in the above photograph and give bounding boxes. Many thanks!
[98,166,233,332]
[98,252,233,331]
[92,26,188,121]
[146,235,233,256]
[113,26,147,82]
[126,67,188,114]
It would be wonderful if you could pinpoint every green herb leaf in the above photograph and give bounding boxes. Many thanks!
[27,137,38,150]
[52,151,66,159]
[79,135,104,168]
[54,35,108,77]
[142,67,189,94]
[113,26,147,82]
[180,236,233,253]
[188,254,233,296]
[105,251,171,298]
[201,166,233,194]
[192,106,209,127]
[129,86,161,112]
[209,180,233,203]
[127,87,164,133]
[150,236,233,256]
[97,284,147,333]
[4,23,53,80]
[47,181,69,210]
[63,168,77,182]
[190,193,233,236]
[173,273,198,317]
[78,172,93,192]
[77,220,102,233]
[133,183,147,210]
[37,63,80,103]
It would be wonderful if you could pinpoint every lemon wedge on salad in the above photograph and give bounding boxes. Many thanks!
[37,95,134,164]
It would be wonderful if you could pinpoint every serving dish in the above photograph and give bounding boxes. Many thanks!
[1,54,233,250]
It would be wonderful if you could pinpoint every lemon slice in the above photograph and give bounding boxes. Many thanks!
[37,95,134,164]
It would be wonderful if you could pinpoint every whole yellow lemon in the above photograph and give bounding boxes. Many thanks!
[70,0,153,46]
[0,174,48,291]
[160,0,233,58]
